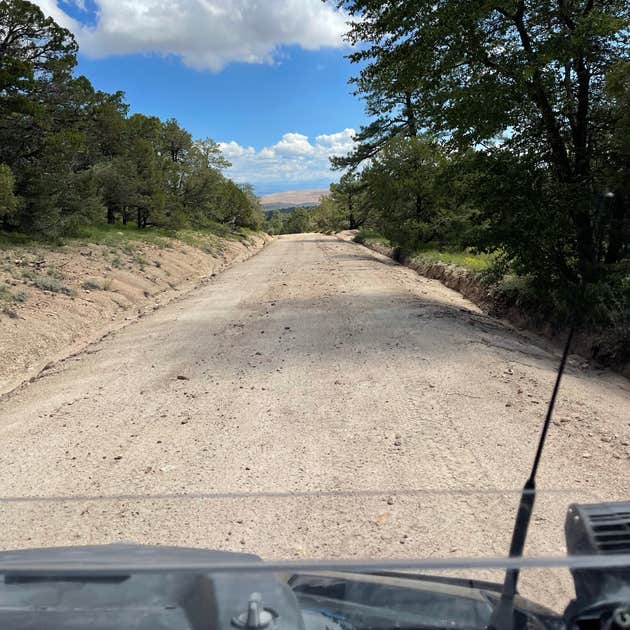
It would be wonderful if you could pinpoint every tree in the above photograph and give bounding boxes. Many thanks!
[193,138,231,171]
[330,172,369,229]
[266,210,286,235]
[361,136,449,256]
[331,58,422,170]
[310,195,347,233]
[0,1,260,237]
[0,0,77,92]
[337,0,630,282]
[284,207,313,234]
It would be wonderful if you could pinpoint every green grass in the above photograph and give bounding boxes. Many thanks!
[354,229,390,246]
[355,229,493,273]
[1,222,258,254]
[0,231,64,249]
[412,247,495,273]
[76,224,173,249]
[76,223,251,251]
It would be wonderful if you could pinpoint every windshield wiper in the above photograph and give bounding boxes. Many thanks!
[488,326,575,630]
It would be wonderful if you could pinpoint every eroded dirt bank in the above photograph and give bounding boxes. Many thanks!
[0,234,628,610]
[0,232,268,395]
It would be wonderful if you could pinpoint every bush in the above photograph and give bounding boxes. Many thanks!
[354,229,388,246]
[33,275,73,295]
[82,279,102,290]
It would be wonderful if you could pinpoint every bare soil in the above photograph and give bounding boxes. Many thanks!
[0,234,628,610]
[0,232,268,395]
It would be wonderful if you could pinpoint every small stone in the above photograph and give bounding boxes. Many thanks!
[393,440,402,447]
[114,456,122,461]
[582,452,592,459]
[387,497,394,506]
[176,375,189,381]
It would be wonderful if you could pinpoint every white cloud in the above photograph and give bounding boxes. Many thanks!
[32,0,350,71]
[274,133,315,156]
[219,128,356,186]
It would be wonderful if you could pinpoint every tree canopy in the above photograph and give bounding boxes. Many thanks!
[0,0,264,235]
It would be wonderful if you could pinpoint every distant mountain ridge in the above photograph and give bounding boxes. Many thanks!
[260,189,327,211]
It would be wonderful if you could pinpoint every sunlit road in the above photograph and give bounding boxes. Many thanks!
[1,234,628,608]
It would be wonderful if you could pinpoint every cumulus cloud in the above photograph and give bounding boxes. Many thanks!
[32,0,350,71]
[219,128,356,187]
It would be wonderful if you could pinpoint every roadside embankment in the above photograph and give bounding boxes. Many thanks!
[0,229,270,396]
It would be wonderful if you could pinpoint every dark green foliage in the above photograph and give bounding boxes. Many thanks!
[0,0,263,238]
[264,206,319,235]
[330,172,369,229]
[0,164,18,220]
[328,0,630,364]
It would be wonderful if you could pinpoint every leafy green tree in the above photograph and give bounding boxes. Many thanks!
[330,172,370,229]
[361,136,449,257]
[266,210,286,235]
[0,1,260,237]
[310,195,347,233]
[193,138,232,171]
[284,207,313,234]
[338,0,630,281]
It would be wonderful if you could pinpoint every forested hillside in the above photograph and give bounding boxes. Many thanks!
[310,0,629,366]
[0,0,264,236]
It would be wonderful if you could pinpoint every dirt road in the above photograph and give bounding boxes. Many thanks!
[0,234,628,608]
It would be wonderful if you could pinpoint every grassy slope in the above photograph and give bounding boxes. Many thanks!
[355,230,493,273]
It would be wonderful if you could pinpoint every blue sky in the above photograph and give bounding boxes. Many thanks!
[34,0,367,195]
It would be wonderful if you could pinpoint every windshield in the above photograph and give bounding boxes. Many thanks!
[0,0,629,627]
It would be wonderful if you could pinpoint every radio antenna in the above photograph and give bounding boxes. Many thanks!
[488,325,575,630]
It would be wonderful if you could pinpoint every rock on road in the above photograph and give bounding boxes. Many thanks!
[0,234,628,608]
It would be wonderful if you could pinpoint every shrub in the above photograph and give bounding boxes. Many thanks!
[354,229,388,246]
[33,275,74,295]
[82,279,102,290]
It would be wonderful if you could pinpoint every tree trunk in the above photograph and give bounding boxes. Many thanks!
[405,91,418,137]
[107,206,115,225]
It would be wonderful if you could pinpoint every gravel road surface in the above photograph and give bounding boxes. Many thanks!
[1,234,628,608]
